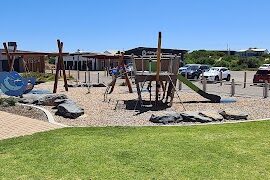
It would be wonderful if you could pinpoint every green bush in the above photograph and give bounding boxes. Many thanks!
[214,60,230,67]
[184,50,268,71]
[0,97,17,107]
[48,57,56,64]
[21,72,55,82]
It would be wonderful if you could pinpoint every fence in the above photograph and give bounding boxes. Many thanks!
[178,77,269,99]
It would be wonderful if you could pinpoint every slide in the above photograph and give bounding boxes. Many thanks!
[177,74,221,103]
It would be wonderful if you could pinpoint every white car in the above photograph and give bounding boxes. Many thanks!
[201,67,231,82]
[259,64,270,70]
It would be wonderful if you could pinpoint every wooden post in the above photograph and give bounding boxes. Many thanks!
[53,40,68,93]
[231,79,235,97]
[120,53,133,93]
[220,71,223,86]
[244,72,247,88]
[203,77,207,92]
[263,81,268,98]
[155,32,162,103]
[178,79,182,91]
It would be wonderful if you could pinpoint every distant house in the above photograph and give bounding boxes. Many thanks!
[237,48,269,57]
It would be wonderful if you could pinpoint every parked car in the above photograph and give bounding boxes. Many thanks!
[201,67,231,82]
[179,64,210,79]
[253,69,270,84]
[259,64,270,70]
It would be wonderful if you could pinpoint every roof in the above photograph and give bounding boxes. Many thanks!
[124,47,189,56]
[1,51,69,56]
[238,48,268,52]
[82,53,130,59]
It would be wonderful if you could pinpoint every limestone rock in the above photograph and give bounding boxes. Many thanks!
[199,111,224,121]
[19,94,68,106]
[219,110,248,120]
[36,94,68,106]
[180,112,213,123]
[150,111,183,124]
[56,100,84,119]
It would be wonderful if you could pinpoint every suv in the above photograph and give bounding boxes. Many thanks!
[201,67,231,82]
[253,69,270,84]
[179,64,210,79]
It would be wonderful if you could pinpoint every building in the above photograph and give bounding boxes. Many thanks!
[63,51,120,71]
[124,47,188,60]
[237,48,269,57]
[0,42,46,73]
[63,47,189,71]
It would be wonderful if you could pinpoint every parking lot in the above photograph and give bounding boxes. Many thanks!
[60,70,268,98]
[179,71,269,98]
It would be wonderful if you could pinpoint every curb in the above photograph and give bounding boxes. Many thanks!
[18,103,69,127]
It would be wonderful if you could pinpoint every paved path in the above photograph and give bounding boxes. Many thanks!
[0,111,62,140]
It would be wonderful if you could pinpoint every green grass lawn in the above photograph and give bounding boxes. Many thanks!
[1,121,270,179]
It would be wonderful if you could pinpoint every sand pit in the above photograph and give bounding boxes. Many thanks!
[34,80,270,127]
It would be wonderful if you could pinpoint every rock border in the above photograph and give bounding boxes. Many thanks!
[17,103,69,127]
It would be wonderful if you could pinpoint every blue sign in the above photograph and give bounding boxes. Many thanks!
[0,71,36,97]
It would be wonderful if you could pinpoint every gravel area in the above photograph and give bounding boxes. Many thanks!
[34,80,270,127]
[0,105,48,122]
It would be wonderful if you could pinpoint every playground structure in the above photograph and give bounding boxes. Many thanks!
[131,32,180,107]
[1,40,69,94]
[101,32,221,108]
[82,53,134,100]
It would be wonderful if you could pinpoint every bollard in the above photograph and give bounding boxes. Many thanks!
[185,72,188,79]
[85,72,87,83]
[231,79,235,97]
[220,71,223,86]
[203,77,207,92]
[178,79,182,91]
[263,81,269,98]
[244,72,247,88]
[98,72,100,84]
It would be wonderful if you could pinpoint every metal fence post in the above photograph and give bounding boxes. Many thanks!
[231,79,235,97]
[244,71,247,88]
[263,81,269,98]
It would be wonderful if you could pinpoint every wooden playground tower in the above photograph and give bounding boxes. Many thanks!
[2,40,69,93]
[132,32,181,107]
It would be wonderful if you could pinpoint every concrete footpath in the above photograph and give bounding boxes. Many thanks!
[0,111,62,140]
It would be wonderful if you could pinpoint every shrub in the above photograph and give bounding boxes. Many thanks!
[48,57,56,64]
[0,97,16,107]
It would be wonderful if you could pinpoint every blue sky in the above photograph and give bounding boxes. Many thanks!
[1,0,270,52]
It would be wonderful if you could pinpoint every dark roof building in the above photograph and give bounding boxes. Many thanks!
[124,47,188,57]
